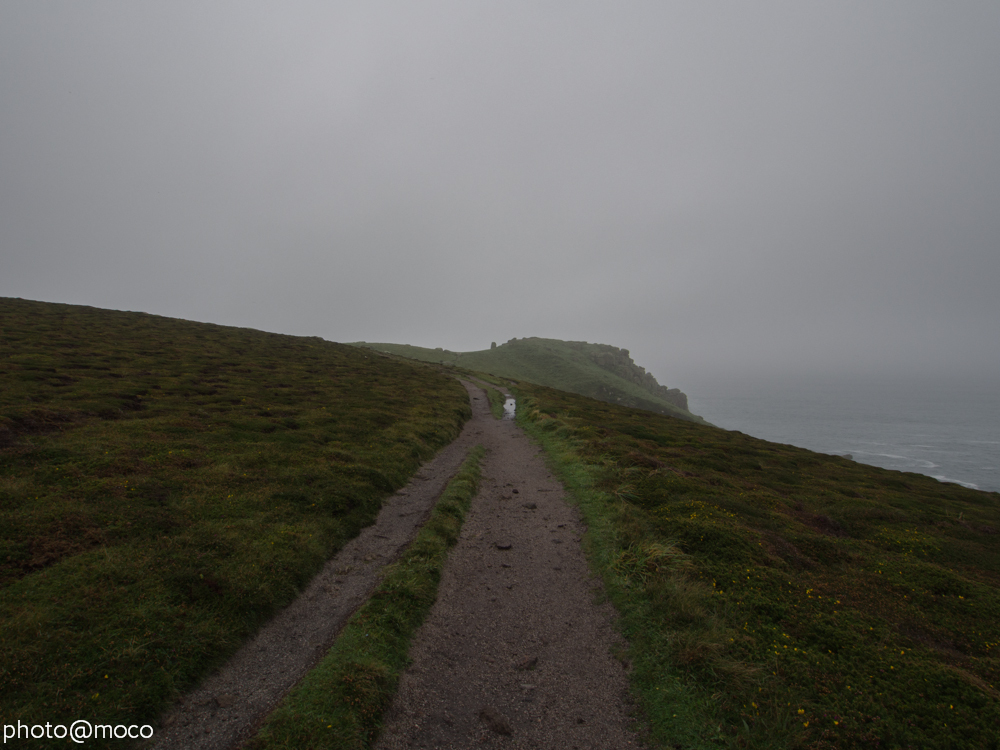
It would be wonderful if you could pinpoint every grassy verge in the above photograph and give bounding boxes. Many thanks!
[461,373,508,419]
[246,446,485,749]
[514,382,1000,749]
[0,298,471,735]
[482,382,506,420]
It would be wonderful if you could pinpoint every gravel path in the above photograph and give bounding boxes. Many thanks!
[374,380,644,749]
[149,381,490,750]
[148,378,643,749]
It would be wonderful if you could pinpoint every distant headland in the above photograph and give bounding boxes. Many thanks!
[352,336,703,423]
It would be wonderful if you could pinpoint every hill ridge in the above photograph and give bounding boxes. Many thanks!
[353,336,702,422]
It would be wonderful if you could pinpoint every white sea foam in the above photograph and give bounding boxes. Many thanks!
[852,450,939,469]
[855,451,909,460]
[932,475,979,490]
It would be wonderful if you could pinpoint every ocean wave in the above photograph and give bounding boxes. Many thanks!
[932,475,979,490]
[854,450,938,469]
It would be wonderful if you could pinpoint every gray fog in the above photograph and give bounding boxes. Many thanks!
[2,2,998,392]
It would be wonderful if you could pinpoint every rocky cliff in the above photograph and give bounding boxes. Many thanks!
[568,342,689,411]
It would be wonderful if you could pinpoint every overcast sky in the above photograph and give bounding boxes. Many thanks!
[2,2,998,392]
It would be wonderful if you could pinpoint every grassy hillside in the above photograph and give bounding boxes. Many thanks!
[0,298,470,735]
[514,381,1000,749]
[353,337,704,422]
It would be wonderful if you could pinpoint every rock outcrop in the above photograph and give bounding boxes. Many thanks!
[575,343,689,411]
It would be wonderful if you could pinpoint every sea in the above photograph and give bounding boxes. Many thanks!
[686,373,1000,494]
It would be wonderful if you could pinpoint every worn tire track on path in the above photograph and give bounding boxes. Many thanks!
[375,380,643,749]
[151,381,490,750]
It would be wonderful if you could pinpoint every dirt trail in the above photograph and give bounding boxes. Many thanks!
[375,381,643,749]
[150,381,490,750]
[150,379,642,749]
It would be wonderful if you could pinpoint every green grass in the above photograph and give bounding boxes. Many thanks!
[352,337,703,422]
[484,385,506,420]
[0,298,471,739]
[246,446,485,749]
[513,381,1000,749]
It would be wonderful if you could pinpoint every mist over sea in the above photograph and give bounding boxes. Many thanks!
[687,373,1000,494]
